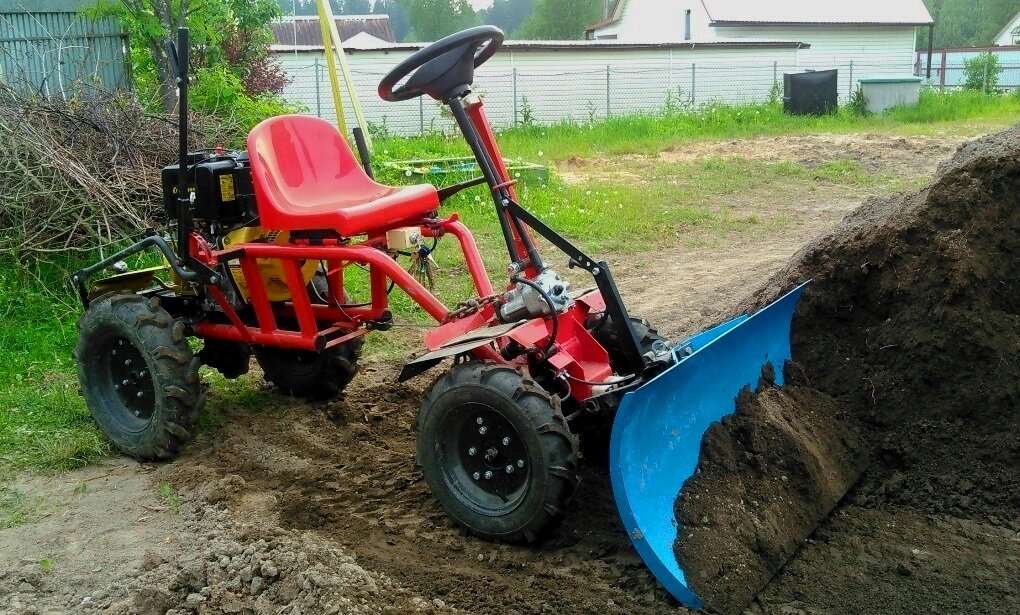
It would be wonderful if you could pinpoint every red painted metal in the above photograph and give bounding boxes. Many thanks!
[247,115,441,236]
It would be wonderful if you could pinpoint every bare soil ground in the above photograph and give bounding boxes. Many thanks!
[2,128,1012,615]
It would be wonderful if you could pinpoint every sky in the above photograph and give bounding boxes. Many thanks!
[469,0,493,8]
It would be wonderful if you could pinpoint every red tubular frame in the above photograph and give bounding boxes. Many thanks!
[191,97,615,403]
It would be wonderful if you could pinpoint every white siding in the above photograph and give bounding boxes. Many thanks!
[277,45,800,135]
[994,14,1020,46]
[717,25,919,99]
[595,0,715,42]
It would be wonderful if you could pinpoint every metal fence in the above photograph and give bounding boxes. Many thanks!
[281,59,900,136]
[0,8,129,96]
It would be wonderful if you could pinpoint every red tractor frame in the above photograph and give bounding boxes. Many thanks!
[72,26,668,543]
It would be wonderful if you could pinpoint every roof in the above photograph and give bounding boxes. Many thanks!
[273,38,809,53]
[269,15,395,47]
[993,10,1020,43]
[701,0,934,26]
[585,0,624,33]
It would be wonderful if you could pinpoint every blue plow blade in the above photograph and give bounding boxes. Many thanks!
[608,281,810,609]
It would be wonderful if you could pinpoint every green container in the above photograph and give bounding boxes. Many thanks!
[382,156,549,186]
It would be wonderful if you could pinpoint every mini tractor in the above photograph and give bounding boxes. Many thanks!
[72,26,807,608]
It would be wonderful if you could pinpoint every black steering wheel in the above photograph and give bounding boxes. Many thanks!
[378,26,504,102]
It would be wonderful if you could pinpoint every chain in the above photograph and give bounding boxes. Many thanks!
[442,293,501,324]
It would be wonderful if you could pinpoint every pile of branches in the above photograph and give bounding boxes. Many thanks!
[0,82,237,258]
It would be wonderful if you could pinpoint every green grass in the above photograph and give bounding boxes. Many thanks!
[0,485,47,528]
[0,88,1015,477]
[158,481,181,514]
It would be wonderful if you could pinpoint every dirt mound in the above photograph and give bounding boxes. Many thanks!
[674,380,867,614]
[676,125,1020,613]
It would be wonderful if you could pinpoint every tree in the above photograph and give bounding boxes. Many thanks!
[400,0,478,41]
[515,0,600,40]
[963,52,1002,92]
[919,0,1020,49]
[478,0,533,36]
[343,0,372,14]
[92,0,285,111]
[276,0,342,17]
[374,0,412,42]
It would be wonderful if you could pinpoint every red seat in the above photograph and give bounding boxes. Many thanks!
[247,115,439,236]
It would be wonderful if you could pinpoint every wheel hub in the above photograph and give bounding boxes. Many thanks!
[446,404,529,508]
[107,337,154,420]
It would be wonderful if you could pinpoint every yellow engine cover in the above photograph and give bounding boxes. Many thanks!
[221,227,319,302]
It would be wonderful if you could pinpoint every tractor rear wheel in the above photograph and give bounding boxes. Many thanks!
[253,339,362,401]
[74,293,203,460]
[416,362,579,543]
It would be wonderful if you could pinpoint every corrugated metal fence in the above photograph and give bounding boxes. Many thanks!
[0,1,129,96]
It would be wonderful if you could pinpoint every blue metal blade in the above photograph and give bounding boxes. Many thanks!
[609,281,809,609]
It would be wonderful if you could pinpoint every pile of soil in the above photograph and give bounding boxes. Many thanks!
[675,125,1020,614]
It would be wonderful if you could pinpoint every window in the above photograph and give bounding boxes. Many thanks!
[684,9,692,41]
[1012,26,1020,45]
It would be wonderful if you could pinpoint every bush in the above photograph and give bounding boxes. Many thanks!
[963,53,1002,93]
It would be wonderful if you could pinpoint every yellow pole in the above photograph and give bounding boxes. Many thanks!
[315,0,348,137]
[317,0,373,151]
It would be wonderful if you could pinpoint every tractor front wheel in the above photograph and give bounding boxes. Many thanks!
[74,293,203,460]
[416,362,579,543]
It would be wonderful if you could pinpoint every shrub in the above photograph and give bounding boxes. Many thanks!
[963,53,1001,93]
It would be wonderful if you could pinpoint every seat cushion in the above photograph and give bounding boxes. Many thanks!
[248,115,439,236]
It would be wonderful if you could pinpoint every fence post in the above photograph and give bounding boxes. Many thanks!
[983,55,989,92]
[773,60,778,86]
[314,58,322,118]
[606,65,611,118]
[419,96,425,134]
[848,60,854,100]
[512,67,518,124]
[691,63,696,105]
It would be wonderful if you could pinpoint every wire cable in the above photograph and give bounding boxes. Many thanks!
[511,276,558,356]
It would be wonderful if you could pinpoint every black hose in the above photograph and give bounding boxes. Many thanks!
[511,276,558,356]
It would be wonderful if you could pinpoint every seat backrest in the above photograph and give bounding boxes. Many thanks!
[247,115,378,214]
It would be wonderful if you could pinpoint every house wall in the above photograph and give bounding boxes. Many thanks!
[276,44,800,135]
[994,14,1020,46]
[594,0,714,42]
[716,25,920,97]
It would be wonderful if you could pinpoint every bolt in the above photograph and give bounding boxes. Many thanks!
[468,447,477,456]
[502,437,510,446]
[476,417,484,425]
[592,267,602,275]
[114,384,120,390]
[517,460,525,468]
[122,379,130,386]
[136,391,144,399]
[473,472,481,480]
[505,465,514,474]
[478,426,487,435]
[124,359,132,367]
[484,471,493,480]
[138,370,147,378]
[134,410,140,417]
[111,349,117,356]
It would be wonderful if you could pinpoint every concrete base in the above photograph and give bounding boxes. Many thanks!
[859,78,923,114]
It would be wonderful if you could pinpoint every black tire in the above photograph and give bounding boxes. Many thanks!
[74,293,203,460]
[253,339,362,400]
[416,362,579,543]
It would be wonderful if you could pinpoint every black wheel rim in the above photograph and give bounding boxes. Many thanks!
[99,336,156,431]
[440,402,531,515]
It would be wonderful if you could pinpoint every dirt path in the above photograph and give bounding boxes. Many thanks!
[2,129,997,614]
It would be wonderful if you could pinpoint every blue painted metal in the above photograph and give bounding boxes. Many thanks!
[608,281,809,609]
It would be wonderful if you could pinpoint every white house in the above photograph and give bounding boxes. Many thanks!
[586,0,933,75]
[993,11,1020,46]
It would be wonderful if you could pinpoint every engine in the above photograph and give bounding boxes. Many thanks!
[161,150,258,228]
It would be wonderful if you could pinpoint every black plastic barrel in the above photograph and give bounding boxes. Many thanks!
[783,69,838,115]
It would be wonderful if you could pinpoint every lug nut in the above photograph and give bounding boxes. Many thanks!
[122,379,130,386]
[478,426,487,435]
[114,384,120,390]
[136,391,144,398]
[505,465,514,474]
[472,472,481,480]
[468,447,477,456]
[124,359,132,367]
[138,370,147,378]
[111,350,117,356]
[517,460,525,468]
[484,471,493,480]
[502,437,510,446]
[476,417,484,425]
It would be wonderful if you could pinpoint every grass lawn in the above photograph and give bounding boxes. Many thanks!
[0,89,1017,476]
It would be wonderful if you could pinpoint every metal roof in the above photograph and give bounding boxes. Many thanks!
[272,38,809,53]
[270,15,395,46]
[701,0,934,26]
